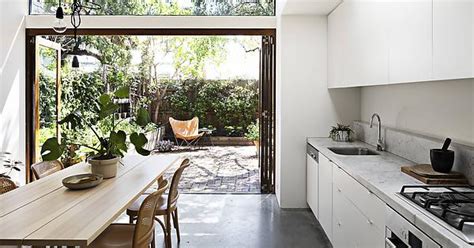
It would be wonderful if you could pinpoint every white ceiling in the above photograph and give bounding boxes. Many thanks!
[277,0,342,16]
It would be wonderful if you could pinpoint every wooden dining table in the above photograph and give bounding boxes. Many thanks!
[0,154,181,247]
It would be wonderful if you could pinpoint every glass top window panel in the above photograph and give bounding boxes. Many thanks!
[30,0,275,16]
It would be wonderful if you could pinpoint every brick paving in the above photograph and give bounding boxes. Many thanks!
[161,146,260,193]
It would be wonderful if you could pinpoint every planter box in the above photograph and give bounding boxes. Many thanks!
[198,136,253,146]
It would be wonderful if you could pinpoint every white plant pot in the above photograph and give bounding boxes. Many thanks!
[89,156,120,179]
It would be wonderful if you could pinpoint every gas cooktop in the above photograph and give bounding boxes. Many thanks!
[400,185,474,244]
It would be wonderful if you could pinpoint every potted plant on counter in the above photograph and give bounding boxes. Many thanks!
[245,120,260,152]
[40,86,151,178]
[329,123,354,142]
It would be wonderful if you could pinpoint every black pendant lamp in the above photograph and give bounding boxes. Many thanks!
[52,1,67,33]
[52,0,102,68]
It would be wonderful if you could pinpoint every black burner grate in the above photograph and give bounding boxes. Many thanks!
[400,185,474,231]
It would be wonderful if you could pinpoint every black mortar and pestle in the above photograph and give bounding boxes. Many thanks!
[430,138,455,173]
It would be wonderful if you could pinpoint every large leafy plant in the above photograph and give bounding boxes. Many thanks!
[41,86,152,161]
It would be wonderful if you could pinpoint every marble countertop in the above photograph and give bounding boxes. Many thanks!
[307,137,473,248]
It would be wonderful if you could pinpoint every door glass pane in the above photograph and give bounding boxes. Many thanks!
[36,46,59,161]
[30,0,275,16]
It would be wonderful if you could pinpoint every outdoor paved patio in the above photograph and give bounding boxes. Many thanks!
[161,146,260,193]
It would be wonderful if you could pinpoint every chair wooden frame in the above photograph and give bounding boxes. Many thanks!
[89,180,169,248]
[31,160,64,180]
[127,159,191,248]
[0,177,17,194]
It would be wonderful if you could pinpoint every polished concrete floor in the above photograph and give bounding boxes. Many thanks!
[149,194,332,248]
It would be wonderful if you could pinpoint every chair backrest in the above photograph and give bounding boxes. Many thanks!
[169,117,200,138]
[31,160,64,180]
[0,177,17,195]
[133,179,169,248]
[168,158,191,209]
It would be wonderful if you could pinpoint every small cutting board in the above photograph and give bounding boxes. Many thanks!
[401,164,469,185]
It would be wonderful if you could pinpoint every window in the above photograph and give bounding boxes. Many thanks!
[30,0,275,16]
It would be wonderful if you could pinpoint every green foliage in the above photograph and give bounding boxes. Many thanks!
[38,0,274,16]
[41,88,151,162]
[329,123,354,140]
[38,73,57,129]
[245,120,260,141]
[166,80,258,136]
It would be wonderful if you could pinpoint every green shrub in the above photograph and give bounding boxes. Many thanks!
[165,79,258,136]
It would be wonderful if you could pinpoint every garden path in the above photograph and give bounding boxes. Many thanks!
[159,146,260,193]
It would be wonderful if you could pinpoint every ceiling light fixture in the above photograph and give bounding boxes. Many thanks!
[52,0,102,68]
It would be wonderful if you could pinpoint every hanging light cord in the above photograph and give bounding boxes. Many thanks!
[69,0,102,50]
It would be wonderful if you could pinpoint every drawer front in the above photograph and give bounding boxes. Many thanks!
[333,165,386,230]
[333,187,361,248]
[333,181,385,248]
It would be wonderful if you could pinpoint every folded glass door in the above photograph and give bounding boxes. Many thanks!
[33,37,62,165]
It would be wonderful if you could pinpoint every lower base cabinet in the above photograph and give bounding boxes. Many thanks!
[332,165,385,248]
[309,152,386,248]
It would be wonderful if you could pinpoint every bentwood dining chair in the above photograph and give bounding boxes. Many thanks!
[89,180,169,248]
[127,159,191,248]
[31,160,64,180]
[0,177,17,194]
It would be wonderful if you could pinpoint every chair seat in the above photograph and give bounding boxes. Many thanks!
[127,194,171,217]
[88,224,134,248]
[175,132,204,141]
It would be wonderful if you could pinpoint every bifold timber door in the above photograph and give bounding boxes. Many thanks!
[28,37,62,181]
[259,35,276,193]
[26,29,276,187]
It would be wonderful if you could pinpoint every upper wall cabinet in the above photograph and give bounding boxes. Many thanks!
[328,1,389,87]
[387,1,433,83]
[328,0,473,88]
[433,0,473,80]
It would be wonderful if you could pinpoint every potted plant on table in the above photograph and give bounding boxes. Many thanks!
[41,86,152,178]
[329,123,354,142]
[245,120,260,151]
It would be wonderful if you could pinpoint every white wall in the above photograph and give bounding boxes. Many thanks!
[360,79,474,146]
[0,0,28,183]
[276,15,361,208]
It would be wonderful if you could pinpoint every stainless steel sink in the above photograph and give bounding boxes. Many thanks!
[328,147,379,156]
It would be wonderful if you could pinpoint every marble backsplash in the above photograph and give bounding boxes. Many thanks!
[353,121,474,184]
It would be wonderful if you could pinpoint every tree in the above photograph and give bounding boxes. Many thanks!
[135,36,228,123]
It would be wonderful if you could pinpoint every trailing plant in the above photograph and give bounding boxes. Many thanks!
[41,86,152,162]
[155,140,174,152]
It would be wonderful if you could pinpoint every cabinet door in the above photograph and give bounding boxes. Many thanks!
[328,1,389,88]
[333,184,364,248]
[306,154,319,217]
[433,0,474,79]
[318,155,333,240]
[387,1,433,83]
[328,1,348,88]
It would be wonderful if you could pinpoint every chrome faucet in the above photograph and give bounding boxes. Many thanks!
[370,113,385,151]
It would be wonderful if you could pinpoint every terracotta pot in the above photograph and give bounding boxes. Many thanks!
[253,140,260,153]
[89,156,120,179]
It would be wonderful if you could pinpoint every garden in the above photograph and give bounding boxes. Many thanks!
[34,1,265,193]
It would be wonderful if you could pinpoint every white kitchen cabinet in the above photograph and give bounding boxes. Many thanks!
[433,0,474,80]
[306,154,319,217]
[328,1,389,87]
[328,0,473,88]
[387,1,433,83]
[318,155,333,241]
[332,165,385,247]
[333,165,386,230]
[332,186,363,248]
